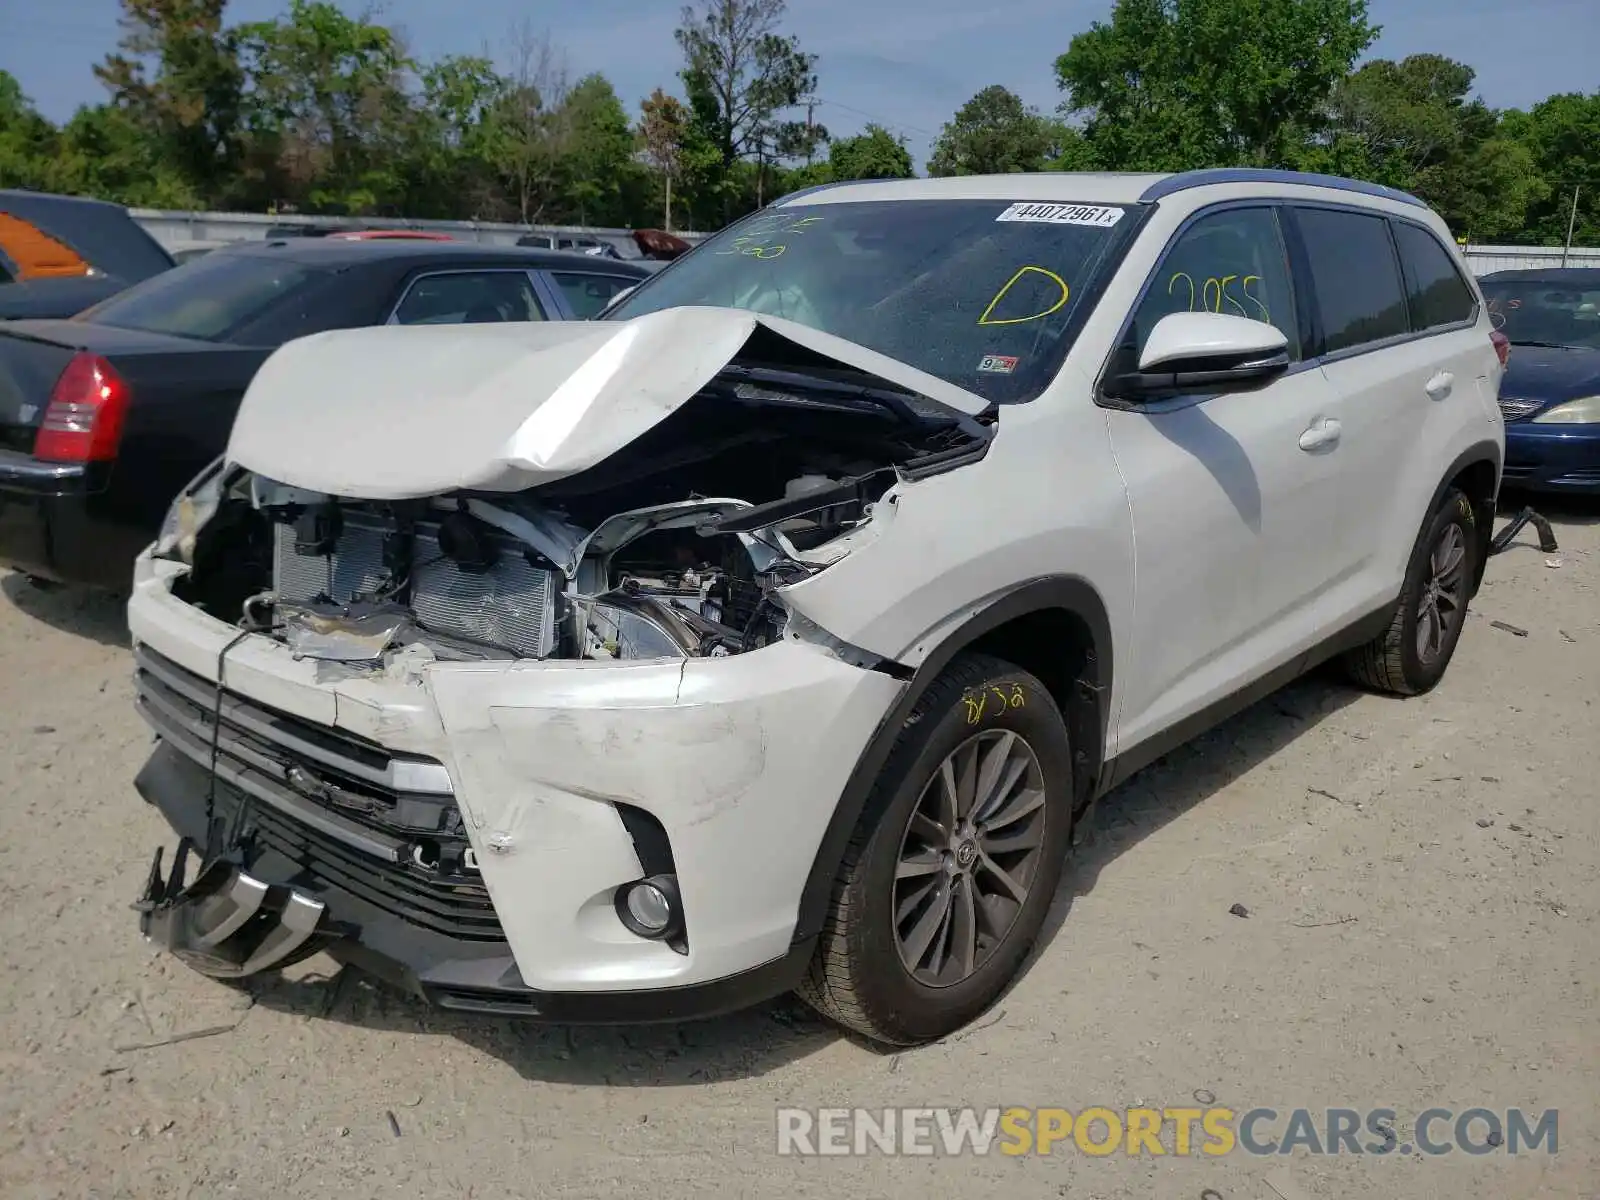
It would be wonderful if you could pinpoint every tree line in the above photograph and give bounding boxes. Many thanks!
[0,0,1595,245]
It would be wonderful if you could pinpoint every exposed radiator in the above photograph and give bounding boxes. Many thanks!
[272,512,558,658]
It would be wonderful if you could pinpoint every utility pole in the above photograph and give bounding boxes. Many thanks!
[805,101,816,167]
[1561,185,1581,268]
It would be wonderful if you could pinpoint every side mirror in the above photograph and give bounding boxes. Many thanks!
[1109,311,1290,402]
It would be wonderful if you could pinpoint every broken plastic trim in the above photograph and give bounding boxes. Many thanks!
[1490,507,1558,556]
[135,838,339,979]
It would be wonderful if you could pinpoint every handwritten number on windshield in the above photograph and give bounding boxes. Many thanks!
[715,214,824,260]
[978,266,1070,326]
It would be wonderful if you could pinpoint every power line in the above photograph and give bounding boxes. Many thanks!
[811,97,938,141]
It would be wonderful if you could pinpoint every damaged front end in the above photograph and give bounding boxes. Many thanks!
[165,311,993,670]
[129,307,992,1002]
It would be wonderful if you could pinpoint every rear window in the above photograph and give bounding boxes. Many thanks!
[1294,208,1410,354]
[1393,223,1476,330]
[1479,279,1600,349]
[79,251,317,341]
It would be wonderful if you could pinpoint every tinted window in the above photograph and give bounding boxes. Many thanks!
[392,271,544,325]
[606,199,1133,404]
[80,251,318,341]
[1295,208,1409,353]
[1479,279,1600,349]
[553,272,636,319]
[1127,206,1300,361]
[1393,223,1475,330]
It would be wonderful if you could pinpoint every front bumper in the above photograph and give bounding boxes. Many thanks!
[135,744,815,1019]
[127,552,904,1009]
[1502,422,1600,493]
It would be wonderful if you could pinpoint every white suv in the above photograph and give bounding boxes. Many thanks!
[128,169,1504,1046]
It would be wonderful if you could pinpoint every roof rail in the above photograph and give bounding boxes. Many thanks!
[1139,168,1427,209]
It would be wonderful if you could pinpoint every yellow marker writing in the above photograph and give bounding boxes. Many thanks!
[979,266,1070,326]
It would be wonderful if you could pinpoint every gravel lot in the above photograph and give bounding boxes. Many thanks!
[0,503,1595,1199]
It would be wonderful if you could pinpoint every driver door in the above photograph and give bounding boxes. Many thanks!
[1104,204,1347,756]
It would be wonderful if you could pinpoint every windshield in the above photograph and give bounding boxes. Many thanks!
[78,250,319,342]
[1481,279,1600,349]
[604,198,1135,403]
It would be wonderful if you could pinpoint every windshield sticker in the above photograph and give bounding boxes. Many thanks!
[977,354,1019,374]
[978,265,1070,326]
[995,202,1123,228]
[715,214,824,260]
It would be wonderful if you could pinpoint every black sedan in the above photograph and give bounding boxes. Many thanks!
[0,238,649,590]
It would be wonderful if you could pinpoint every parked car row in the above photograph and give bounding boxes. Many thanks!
[0,233,650,588]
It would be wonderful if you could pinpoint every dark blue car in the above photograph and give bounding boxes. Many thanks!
[1480,268,1600,495]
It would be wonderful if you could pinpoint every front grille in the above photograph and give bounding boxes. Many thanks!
[133,645,503,941]
[1499,396,1544,422]
[272,510,558,658]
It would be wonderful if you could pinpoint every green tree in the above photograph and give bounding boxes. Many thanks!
[399,55,506,218]
[0,72,58,191]
[93,0,247,203]
[560,74,641,225]
[675,0,823,215]
[1502,91,1600,246]
[827,123,912,180]
[237,0,414,213]
[1330,55,1539,240]
[927,86,1059,175]
[479,22,573,223]
[1055,0,1377,170]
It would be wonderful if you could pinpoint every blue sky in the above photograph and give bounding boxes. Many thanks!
[4,0,1596,169]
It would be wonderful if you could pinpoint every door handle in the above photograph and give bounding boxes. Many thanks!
[1298,417,1341,452]
[1425,371,1454,400]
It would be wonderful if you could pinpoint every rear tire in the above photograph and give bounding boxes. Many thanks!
[1342,487,1479,696]
[797,653,1075,1046]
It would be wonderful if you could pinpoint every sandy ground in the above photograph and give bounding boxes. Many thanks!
[0,502,1595,1200]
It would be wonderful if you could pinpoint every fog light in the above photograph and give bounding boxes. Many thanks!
[616,874,683,940]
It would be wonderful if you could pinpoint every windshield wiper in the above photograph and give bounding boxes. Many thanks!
[1509,339,1579,349]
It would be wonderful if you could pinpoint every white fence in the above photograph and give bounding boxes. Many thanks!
[131,208,706,257]
[1462,243,1600,275]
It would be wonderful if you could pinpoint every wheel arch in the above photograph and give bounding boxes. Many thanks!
[792,576,1113,944]
[1430,441,1501,593]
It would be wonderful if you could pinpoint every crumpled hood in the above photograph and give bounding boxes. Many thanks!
[226,305,988,499]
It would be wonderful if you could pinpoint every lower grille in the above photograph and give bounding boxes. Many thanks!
[272,511,558,658]
[134,645,503,941]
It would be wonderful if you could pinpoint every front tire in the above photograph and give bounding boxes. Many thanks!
[797,653,1076,1046]
[1342,487,1479,696]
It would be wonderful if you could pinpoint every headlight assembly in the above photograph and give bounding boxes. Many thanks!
[1531,395,1600,424]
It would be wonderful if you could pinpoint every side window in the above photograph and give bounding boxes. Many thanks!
[551,272,636,319]
[1294,208,1410,353]
[1128,207,1301,361]
[391,271,545,326]
[1392,222,1476,331]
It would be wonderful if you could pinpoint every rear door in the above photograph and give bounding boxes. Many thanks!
[1290,206,1487,615]
[1103,203,1347,753]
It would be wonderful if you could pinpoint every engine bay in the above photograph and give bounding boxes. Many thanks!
[172,374,991,665]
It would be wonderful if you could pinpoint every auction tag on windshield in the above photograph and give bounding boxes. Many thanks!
[995,202,1123,227]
